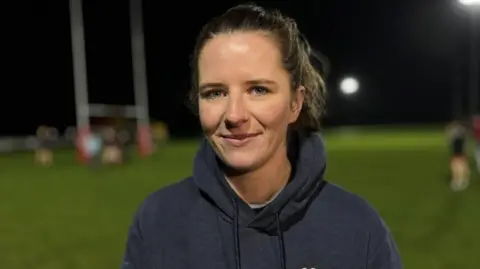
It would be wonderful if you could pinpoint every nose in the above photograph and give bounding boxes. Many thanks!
[225,93,248,127]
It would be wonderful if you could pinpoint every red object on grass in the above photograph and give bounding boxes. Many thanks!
[76,127,90,164]
[137,125,153,157]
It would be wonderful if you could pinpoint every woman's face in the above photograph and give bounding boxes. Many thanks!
[197,31,304,172]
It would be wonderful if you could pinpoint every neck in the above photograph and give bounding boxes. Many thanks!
[226,145,291,205]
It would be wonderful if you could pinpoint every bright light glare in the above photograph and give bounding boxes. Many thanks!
[458,0,480,5]
[340,77,359,95]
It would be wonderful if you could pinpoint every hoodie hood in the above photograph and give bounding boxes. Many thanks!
[122,131,403,269]
[193,131,327,233]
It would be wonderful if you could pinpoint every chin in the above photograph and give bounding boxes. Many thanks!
[219,151,261,172]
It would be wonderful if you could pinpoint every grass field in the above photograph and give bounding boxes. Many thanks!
[1,127,479,269]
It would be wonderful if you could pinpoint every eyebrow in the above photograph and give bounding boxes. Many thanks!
[198,83,226,92]
[245,79,277,86]
[198,79,277,92]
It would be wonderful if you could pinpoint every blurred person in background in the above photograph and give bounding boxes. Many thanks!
[446,120,470,191]
[151,121,169,153]
[83,128,103,166]
[472,115,480,172]
[121,4,401,269]
[35,125,55,166]
[102,127,122,164]
[117,128,131,162]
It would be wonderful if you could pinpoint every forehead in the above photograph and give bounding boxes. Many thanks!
[198,31,287,83]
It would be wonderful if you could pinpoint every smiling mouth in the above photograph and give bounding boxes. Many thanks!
[220,133,262,146]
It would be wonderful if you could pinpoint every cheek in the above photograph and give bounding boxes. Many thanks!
[252,98,292,129]
[199,102,223,135]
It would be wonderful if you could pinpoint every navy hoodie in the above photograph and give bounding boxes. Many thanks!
[122,132,402,269]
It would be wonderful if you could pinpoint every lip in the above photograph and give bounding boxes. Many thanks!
[220,132,262,147]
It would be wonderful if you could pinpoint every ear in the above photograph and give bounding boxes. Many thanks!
[289,86,305,124]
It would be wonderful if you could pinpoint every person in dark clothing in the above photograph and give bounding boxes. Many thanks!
[35,126,56,166]
[446,121,470,191]
[122,4,402,269]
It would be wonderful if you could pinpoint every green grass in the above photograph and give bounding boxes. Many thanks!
[0,128,479,269]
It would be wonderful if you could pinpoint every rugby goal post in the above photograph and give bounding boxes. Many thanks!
[69,0,152,163]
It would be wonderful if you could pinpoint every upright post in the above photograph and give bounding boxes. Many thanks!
[69,0,90,163]
[129,0,152,157]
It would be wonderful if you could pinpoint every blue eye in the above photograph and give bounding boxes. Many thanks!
[200,90,227,100]
[250,86,269,95]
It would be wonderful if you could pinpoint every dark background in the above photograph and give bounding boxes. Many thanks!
[3,0,477,137]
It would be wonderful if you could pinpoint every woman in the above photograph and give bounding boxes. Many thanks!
[122,4,401,269]
[446,120,470,191]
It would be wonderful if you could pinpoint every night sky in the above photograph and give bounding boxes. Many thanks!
[3,0,478,137]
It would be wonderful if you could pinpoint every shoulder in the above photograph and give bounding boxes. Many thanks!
[320,182,401,265]
[122,177,201,264]
[319,182,389,231]
[134,177,200,226]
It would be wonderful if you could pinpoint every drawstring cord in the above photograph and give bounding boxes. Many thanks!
[231,199,286,269]
[232,199,241,269]
[276,213,286,269]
